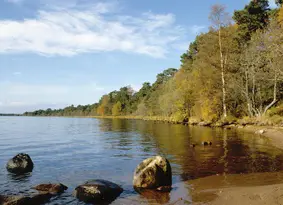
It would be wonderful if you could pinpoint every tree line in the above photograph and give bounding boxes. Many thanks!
[24,0,283,124]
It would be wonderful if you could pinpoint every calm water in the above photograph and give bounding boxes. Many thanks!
[1,117,283,204]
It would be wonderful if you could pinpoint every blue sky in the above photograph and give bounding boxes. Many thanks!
[0,0,278,113]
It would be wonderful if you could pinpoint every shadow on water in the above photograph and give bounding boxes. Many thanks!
[7,172,32,182]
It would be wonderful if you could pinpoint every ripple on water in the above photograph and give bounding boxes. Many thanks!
[1,117,283,204]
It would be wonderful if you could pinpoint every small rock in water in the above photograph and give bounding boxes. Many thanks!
[73,179,123,204]
[6,153,34,174]
[255,129,266,135]
[202,141,212,146]
[202,141,208,146]
[133,156,172,190]
[32,183,68,194]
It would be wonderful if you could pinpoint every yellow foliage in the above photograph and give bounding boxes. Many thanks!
[112,101,122,116]
[279,6,283,27]
[97,105,105,116]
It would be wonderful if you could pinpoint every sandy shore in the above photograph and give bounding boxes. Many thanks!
[238,125,283,150]
[191,126,283,205]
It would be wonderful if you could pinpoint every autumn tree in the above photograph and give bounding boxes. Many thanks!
[209,4,231,119]
[112,101,122,116]
[97,95,110,116]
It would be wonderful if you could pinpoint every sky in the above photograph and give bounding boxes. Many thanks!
[0,0,278,113]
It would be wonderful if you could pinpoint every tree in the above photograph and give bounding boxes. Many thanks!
[97,95,110,116]
[238,20,283,117]
[112,101,122,116]
[276,0,283,6]
[279,5,283,27]
[233,0,270,43]
[209,4,231,119]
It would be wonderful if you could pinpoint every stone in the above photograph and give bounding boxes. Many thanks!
[73,179,123,204]
[29,193,53,205]
[198,122,212,126]
[0,195,30,205]
[255,129,266,135]
[6,153,34,174]
[32,183,68,194]
[133,156,172,190]
[202,141,212,146]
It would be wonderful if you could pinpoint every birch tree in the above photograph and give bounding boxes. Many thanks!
[209,4,231,119]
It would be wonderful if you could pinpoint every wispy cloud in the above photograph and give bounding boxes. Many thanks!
[5,0,23,4]
[190,25,206,35]
[0,2,188,58]
[13,71,21,76]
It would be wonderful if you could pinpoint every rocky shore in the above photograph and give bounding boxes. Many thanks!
[1,154,173,205]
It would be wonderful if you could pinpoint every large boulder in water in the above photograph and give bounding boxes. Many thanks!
[133,156,172,190]
[6,153,34,174]
[73,179,123,204]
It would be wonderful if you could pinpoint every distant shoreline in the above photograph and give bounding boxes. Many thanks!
[0,114,22,116]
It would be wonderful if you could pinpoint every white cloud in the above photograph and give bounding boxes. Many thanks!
[0,2,188,58]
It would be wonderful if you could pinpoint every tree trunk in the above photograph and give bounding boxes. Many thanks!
[245,67,253,117]
[263,72,277,115]
[218,27,227,119]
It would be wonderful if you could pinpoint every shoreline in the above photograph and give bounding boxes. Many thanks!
[190,125,283,205]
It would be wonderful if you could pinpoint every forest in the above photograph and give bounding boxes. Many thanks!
[24,0,283,125]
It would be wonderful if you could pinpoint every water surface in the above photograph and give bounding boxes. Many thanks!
[1,117,283,204]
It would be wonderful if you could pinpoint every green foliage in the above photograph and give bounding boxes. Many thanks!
[268,103,283,116]
[276,0,283,5]
[233,0,270,43]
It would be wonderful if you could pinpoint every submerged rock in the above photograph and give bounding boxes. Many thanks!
[32,183,68,194]
[73,179,123,204]
[6,153,34,174]
[0,195,30,205]
[29,193,53,205]
[0,183,66,205]
[133,156,172,190]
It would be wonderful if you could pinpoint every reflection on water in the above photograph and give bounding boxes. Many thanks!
[0,117,283,204]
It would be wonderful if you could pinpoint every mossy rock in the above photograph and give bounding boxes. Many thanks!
[73,179,123,204]
[6,153,34,174]
[133,156,172,189]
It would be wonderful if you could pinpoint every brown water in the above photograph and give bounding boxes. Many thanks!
[0,117,283,204]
